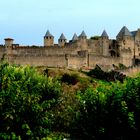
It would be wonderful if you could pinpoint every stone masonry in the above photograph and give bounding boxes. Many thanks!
[1,26,140,69]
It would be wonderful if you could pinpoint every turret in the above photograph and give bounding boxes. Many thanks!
[72,33,78,42]
[78,31,88,49]
[4,38,14,47]
[101,30,109,39]
[131,29,140,57]
[58,33,67,47]
[101,30,109,56]
[44,30,54,47]
[79,31,87,40]
[115,26,134,67]
[116,26,134,58]
[116,26,132,40]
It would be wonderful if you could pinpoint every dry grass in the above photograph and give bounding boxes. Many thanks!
[121,67,140,77]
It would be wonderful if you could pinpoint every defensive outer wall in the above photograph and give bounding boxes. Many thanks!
[1,26,140,69]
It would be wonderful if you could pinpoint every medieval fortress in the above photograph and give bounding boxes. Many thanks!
[0,26,140,69]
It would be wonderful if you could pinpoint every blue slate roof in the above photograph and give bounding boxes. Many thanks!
[79,31,87,38]
[72,33,78,41]
[117,26,132,37]
[101,30,109,37]
[59,33,66,40]
[44,30,54,37]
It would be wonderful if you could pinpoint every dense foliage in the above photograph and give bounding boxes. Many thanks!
[1,62,140,140]
[61,73,79,85]
[68,76,140,140]
[90,36,101,40]
[0,62,61,139]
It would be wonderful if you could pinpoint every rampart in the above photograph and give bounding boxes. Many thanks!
[1,26,140,69]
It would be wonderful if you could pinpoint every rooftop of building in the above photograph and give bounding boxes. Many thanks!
[117,26,132,38]
[44,30,54,37]
[79,31,87,38]
[4,38,14,41]
[101,30,109,37]
[59,33,67,40]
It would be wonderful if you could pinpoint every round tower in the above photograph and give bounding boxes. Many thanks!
[101,30,110,56]
[58,33,67,47]
[78,31,88,49]
[116,26,134,58]
[44,30,54,47]
[116,26,133,49]
[4,38,14,47]
[116,26,135,66]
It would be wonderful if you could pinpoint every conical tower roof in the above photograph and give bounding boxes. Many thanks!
[101,30,109,37]
[117,26,132,38]
[72,33,78,41]
[59,33,66,40]
[44,30,54,37]
[79,31,87,38]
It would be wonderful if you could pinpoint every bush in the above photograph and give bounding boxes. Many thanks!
[2,62,140,140]
[90,36,101,40]
[70,76,140,140]
[61,73,79,85]
[0,62,61,139]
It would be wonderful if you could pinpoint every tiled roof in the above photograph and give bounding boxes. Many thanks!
[101,30,109,37]
[117,26,132,37]
[4,38,14,40]
[72,33,78,41]
[79,31,87,37]
[44,30,54,37]
[59,33,66,40]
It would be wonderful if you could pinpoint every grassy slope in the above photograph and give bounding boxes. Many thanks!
[36,66,111,91]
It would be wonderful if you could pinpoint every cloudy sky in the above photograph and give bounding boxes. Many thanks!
[0,0,140,45]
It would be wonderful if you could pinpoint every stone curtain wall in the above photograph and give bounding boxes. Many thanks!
[0,46,133,69]
[88,55,133,69]
[0,37,134,69]
[10,55,66,67]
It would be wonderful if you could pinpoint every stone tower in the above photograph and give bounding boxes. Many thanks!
[116,26,134,66]
[4,38,14,47]
[131,29,140,57]
[78,31,87,49]
[58,33,67,47]
[79,31,87,40]
[116,26,134,58]
[101,30,109,56]
[116,26,133,50]
[44,30,54,47]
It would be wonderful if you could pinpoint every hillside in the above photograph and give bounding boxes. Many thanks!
[0,63,140,139]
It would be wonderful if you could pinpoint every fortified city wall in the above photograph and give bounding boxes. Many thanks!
[1,26,140,69]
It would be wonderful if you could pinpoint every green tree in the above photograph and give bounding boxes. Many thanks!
[0,62,61,139]
[70,77,140,140]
